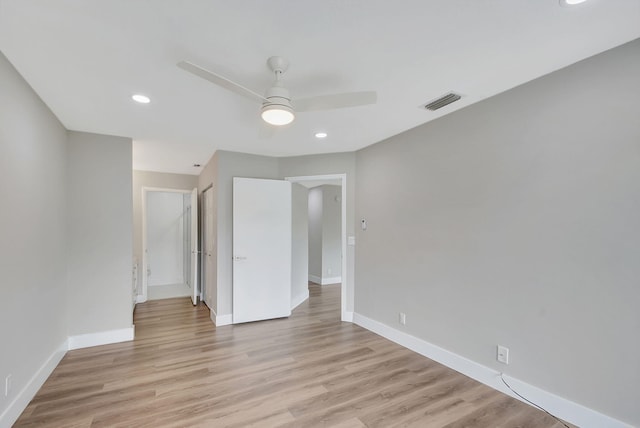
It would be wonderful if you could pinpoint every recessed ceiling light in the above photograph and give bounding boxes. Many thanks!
[131,94,150,104]
[560,0,587,6]
[315,132,328,139]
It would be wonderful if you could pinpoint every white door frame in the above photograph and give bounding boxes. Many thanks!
[201,186,214,307]
[139,186,194,303]
[285,174,349,322]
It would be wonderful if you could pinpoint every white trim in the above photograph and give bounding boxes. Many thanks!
[210,308,233,326]
[342,311,354,322]
[286,174,349,325]
[136,294,146,303]
[68,327,135,350]
[309,274,342,285]
[352,313,632,428]
[320,276,341,285]
[308,274,322,284]
[216,314,233,326]
[0,340,67,428]
[291,289,310,310]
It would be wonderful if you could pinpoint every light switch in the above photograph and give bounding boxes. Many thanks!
[348,236,356,246]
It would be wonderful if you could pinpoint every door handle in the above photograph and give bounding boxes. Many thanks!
[233,256,247,261]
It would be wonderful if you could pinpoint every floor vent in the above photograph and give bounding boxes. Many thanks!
[423,92,461,111]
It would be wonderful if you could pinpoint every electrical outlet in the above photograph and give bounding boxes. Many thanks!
[497,345,509,364]
[5,374,11,396]
[399,312,406,325]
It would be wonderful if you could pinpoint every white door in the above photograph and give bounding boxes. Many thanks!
[189,187,199,305]
[233,177,291,324]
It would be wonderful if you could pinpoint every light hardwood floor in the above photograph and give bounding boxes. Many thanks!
[15,284,571,427]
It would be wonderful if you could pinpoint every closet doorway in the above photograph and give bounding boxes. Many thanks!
[141,187,198,303]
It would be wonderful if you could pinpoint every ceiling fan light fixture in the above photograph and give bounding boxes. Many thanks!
[261,106,295,126]
[261,104,295,126]
[261,85,295,126]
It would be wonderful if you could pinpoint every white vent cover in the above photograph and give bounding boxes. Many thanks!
[423,92,461,111]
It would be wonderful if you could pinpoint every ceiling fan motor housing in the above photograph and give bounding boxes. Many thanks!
[263,85,292,108]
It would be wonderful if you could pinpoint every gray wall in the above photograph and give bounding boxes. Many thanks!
[132,170,199,294]
[66,131,133,335]
[0,51,69,420]
[321,185,342,281]
[354,39,640,425]
[291,183,309,304]
[307,187,323,280]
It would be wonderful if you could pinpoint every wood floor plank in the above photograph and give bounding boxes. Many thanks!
[14,284,572,427]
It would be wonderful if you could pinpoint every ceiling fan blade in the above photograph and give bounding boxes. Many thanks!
[177,61,267,103]
[294,91,377,112]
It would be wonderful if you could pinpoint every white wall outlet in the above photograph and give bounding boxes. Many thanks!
[399,312,406,325]
[497,345,509,364]
[5,374,12,396]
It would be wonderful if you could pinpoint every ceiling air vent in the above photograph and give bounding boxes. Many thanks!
[423,92,461,111]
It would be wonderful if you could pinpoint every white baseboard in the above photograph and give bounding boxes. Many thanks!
[291,290,310,310]
[210,308,232,326]
[308,274,321,284]
[68,326,135,350]
[0,340,67,428]
[308,274,342,285]
[136,294,146,303]
[352,312,631,428]
[341,311,354,322]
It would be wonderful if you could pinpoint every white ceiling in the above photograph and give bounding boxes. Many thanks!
[1,1,638,175]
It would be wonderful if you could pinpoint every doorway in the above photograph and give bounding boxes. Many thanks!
[286,174,347,321]
[307,183,342,286]
[141,187,198,302]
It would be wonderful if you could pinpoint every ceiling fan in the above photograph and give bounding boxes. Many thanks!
[177,56,377,126]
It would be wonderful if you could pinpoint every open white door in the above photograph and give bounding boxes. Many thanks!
[233,177,291,323]
[190,187,199,305]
